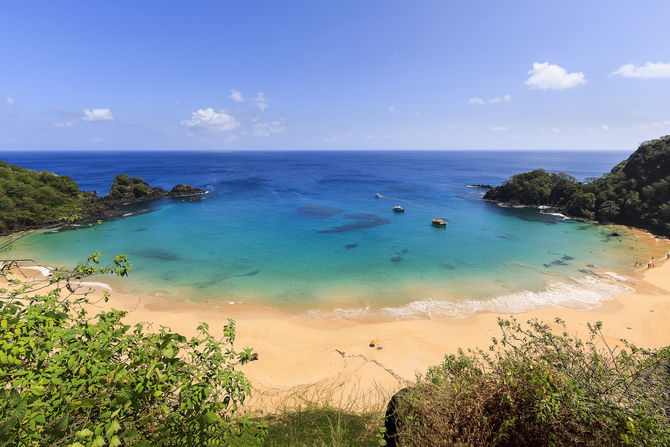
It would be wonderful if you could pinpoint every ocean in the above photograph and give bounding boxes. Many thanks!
[2,150,651,319]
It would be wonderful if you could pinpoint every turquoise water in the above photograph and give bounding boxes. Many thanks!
[4,150,651,318]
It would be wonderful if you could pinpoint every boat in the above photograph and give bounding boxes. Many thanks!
[374,193,383,198]
[431,218,447,227]
[393,205,404,212]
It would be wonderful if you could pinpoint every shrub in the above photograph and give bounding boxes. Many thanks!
[0,252,265,446]
[113,174,131,186]
[132,182,148,198]
[391,318,670,446]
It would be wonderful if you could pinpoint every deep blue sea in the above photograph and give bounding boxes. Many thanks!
[3,150,652,319]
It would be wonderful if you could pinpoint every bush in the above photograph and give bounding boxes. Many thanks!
[132,182,148,198]
[0,252,265,446]
[113,174,131,186]
[391,318,670,446]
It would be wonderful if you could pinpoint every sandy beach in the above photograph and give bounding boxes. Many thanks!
[5,233,669,414]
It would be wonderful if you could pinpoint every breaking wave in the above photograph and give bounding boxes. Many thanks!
[303,274,632,320]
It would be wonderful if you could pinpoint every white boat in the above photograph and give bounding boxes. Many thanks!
[374,193,383,198]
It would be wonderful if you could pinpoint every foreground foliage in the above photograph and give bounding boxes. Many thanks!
[484,134,670,236]
[0,252,264,446]
[227,406,381,447]
[391,318,670,446]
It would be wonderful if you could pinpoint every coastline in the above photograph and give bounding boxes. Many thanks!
[6,232,670,414]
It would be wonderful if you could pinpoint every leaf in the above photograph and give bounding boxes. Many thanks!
[106,420,121,437]
[76,428,94,439]
[162,347,176,359]
[201,411,219,425]
[52,415,69,434]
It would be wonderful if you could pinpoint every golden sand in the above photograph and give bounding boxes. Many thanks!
[4,233,670,413]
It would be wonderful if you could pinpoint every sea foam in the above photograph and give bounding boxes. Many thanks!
[303,274,631,320]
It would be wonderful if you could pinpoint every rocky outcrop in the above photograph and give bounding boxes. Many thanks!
[105,174,206,205]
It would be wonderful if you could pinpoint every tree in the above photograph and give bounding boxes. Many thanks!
[0,250,265,446]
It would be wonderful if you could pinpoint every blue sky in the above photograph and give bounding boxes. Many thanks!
[1,0,669,150]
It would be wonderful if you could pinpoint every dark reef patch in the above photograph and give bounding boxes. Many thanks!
[390,256,403,263]
[235,269,260,277]
[344,243,358,250]
[442,263,456,270]
[298,205,342,219]
[544,259,568,268]
[136,248,181,262]
[318,214,390,233]
[562,255,574,261]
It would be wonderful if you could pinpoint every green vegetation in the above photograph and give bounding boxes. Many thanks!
[484,135,670,236]
[0,252,265,446]
[108,175,156,201]
[113,174,132,186]
[390,318,670,446]
[0,161,85,233]
[238,407,380,447]
[0,163,205,234]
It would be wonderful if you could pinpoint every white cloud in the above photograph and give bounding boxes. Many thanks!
[601,124,609,132]
[254,92,268,112]
[230,89,244,102]
[468,94,511,105]
[551,127,561,133]
[93,136,103,142]
[253,121,286,137]
[6,97,15,106]
[488,94,511,104]
[489,125,509,131]
[180,108,240,132]
[525,62,585,90]
[82,108,114,122]
[611,62,670,79]
[53,121,74,128]
[414,111,420,116]
[388,105,396,112]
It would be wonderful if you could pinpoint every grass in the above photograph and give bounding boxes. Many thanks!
[229,406,383,447]
[261,406,382,447]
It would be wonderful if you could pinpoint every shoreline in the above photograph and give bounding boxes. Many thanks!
[6,233,670,413]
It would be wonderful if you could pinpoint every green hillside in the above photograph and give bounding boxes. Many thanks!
[484,135,670,236]
[0,161,85,234]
